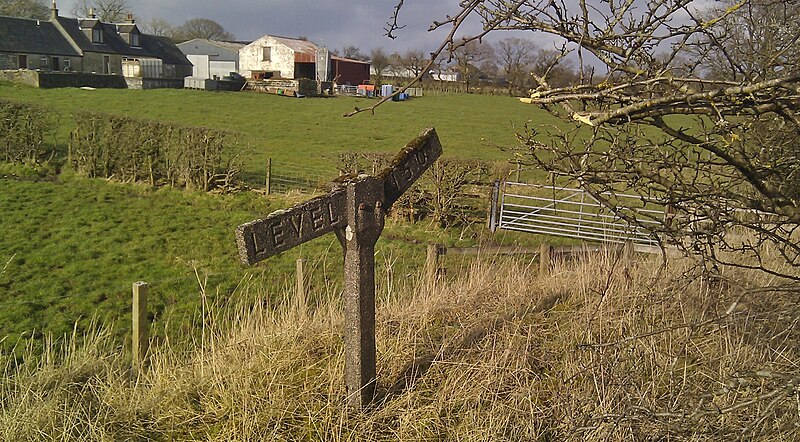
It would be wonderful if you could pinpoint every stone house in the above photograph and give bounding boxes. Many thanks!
[239,35,370,85]
[0,15,81,71]
[0,2,191,80]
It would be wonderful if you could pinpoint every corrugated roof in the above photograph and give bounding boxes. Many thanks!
[268,36,319,55]
[179,38,246,53]
[332,56,370,65]
[0,15,81,56]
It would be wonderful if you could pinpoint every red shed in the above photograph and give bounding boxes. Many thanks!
[332,56,371,85]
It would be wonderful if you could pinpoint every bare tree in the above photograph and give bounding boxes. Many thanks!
[337,45,368,62]
[172,18,234,42]
[452,39,494,93]
[369,47,390,86]
[496,37,537,95]
[374,0,800,285]
[529,48,577,89]
[141,17,175,37]
[70,0,130,22]
[0,0,48,19]
[397,48,428,78]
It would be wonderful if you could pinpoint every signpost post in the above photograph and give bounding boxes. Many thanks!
[235,128,442,409]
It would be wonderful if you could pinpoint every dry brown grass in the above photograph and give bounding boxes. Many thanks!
[1,250,799,441]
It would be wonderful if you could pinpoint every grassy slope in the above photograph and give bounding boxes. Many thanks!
[0,82,553,347]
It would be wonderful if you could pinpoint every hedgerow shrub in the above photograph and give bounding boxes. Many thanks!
[0,99,54,164]
[69,112,236,191]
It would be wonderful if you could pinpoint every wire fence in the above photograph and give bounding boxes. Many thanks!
[268,159,338,194]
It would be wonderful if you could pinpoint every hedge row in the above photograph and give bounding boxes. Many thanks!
[0,99,53,164]
[69,112,236,191]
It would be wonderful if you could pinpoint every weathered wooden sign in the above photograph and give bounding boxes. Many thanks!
[235,127,442,409]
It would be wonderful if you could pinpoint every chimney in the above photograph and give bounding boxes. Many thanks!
[126,13,135,24]
[50,0,58,20]
[88,7,96,19]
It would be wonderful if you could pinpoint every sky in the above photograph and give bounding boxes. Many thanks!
[52,0,518,55]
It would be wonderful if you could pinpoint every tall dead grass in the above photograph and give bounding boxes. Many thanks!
[1,250,798,441]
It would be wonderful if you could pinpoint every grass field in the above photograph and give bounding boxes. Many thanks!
[0,81,570,185]
[0,82,552,350]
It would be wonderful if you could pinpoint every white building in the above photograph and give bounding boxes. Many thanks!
[177,39,245,79]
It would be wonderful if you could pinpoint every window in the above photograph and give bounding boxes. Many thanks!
[103,55,111,74]
[40,56,48,68]
[262,47,271,62]
[17,55,27,69]
[63,59,71,71]
[130,32,140,47]
[51,57,60,71]
[92,28,103,43]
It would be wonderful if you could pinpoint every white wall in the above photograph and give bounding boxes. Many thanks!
[187,54,209,78]
[239,36,295,79]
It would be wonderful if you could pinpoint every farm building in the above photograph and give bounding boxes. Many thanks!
[177,39,246,79]
[0,2,191,86]
[239,35,370,85]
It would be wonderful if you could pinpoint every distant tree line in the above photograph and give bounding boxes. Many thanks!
[334,38,579,95]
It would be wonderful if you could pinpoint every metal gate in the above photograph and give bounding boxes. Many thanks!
[490,181,664,245]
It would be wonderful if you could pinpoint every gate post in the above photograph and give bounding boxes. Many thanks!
[488,180,501,232]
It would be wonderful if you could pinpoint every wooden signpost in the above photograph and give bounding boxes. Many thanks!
[235,128,442,409]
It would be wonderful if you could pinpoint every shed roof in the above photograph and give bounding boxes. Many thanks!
[0,15,81,56]
[178,38,246,53]
[264,35,318,55]
[332,56,370,65]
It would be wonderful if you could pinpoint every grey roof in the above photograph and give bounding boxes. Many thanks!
[0,15,80,56]
[0,14,189,67]
[141,35,192,66]
[116,24,138,34]
[268,36,318,55]
[57,17,148,56]
[57,17,190,65]
[177,38,245,53]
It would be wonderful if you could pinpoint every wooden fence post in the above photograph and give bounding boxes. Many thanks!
[426,244,441,284]
[266,158,273,195]
[515,160,522,182]
[132,281,149,372]
[296,258,306,299]
[539,243,551,275]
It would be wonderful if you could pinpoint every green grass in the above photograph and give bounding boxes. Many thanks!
[0,80,571,185]
[0,81,582,349]
[0,173,493,349]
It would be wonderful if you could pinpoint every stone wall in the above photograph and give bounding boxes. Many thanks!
[0,53,14,70]
[245,78,319,96]
[0,70,128,88]
[38,72,127,88]
[0,70,40,86]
